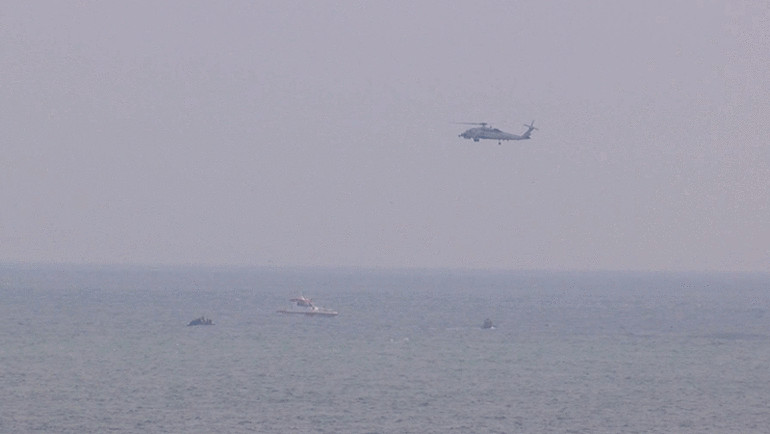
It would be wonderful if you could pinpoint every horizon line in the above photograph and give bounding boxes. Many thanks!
[1,261,768,275]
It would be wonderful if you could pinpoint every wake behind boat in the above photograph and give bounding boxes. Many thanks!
[277,296,338,317]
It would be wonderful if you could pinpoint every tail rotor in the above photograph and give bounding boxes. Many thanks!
[523,120,538,131]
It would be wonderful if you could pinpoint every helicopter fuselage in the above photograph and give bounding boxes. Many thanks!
[459,126,525,142]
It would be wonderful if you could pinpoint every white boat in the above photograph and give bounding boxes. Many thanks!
[277,297,338,317]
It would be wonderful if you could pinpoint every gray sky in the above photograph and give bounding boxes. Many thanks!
[2,1,768,271]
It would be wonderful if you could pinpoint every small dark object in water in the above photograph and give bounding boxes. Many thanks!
[482,318,494,329]
[188,316,214,326]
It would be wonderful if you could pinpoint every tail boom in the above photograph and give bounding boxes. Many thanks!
[521,120,538,139]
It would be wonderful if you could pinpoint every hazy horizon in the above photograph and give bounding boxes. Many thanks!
[3,261,770,278]
[2,1,768,271]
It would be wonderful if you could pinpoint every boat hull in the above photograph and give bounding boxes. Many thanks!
[277,309,338,317]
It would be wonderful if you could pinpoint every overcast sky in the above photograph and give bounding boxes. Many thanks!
[2,1,768,271]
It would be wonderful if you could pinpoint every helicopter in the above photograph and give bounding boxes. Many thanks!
[455,120,537,144]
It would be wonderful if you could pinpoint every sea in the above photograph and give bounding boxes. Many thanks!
[1,265,768,434]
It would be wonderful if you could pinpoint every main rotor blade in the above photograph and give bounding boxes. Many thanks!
[451,122,488,126]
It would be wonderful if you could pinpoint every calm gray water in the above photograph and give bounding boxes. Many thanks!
[1,266,768,433]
